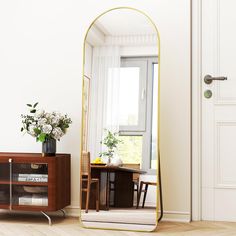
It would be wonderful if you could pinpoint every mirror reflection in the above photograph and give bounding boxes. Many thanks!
[81,8,160,231]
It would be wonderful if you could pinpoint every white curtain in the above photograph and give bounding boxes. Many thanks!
[88,46,120,160]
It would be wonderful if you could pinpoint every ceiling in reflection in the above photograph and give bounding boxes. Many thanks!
[95,9,155,36]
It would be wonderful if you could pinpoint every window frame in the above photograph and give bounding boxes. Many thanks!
[119,57,158,174]
[144,58,158,174]
[119,58,147,132]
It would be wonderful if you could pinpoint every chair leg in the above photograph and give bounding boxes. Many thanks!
[136,181,143,209]
[85,183,90,213]
[136,183,139,202]
[142,183,149,208]
[96,181,99,212]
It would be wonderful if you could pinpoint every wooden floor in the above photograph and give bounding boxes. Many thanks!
[1,213,236,235]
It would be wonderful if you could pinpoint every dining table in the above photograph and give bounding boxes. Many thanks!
[83,164,146,210]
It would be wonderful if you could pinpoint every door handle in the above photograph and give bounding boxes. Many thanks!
[204,74,227,84]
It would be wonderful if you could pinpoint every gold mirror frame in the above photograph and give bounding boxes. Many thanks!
[80,6,162,232]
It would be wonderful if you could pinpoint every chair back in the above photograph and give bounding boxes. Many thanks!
[123,163,140,182]
[81,151,91,180]
[123,163,140,169]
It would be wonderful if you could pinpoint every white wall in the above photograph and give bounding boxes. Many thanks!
[0,0,191,221]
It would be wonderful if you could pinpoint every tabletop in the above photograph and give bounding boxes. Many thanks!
[91,165,146,174]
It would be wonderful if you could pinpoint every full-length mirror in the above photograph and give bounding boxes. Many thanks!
[80,8,162,231]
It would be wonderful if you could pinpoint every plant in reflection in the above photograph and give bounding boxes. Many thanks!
[100,129,122,164]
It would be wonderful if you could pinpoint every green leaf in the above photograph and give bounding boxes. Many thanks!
[30,109,36,113]
[33,128,41,135]
[27,104,32,107]
[33,102,38,108]
[38,133,46,142]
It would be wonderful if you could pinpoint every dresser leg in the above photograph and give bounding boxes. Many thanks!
[59,209,66,218]
[41,211,52,226]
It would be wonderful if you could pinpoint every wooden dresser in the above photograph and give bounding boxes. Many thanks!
[0,152,71,224]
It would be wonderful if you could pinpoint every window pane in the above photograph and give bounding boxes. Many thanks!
[151,63,158,169]
[119,67,140,126]
[118,136,142,164]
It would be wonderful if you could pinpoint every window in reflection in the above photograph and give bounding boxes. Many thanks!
[118,58,158,171]
[117,135,143,164]
[119,67,140,126]
[151,63,158,169]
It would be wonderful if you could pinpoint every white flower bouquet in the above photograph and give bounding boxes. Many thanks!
[21,102,72,142]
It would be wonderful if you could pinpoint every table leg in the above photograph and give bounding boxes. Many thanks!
[105,171,110,210]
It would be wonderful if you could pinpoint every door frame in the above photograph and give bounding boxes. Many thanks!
[191,0,232,221]
[191,0,202,221]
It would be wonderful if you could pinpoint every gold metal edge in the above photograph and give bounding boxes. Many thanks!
[79,6,161,232]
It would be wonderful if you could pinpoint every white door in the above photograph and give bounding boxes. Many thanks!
[202,0,236,221]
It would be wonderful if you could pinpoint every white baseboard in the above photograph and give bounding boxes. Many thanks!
[65,207,191,223]
[65,206,80,217]
[161,211,191,222]
[1,206,190,223]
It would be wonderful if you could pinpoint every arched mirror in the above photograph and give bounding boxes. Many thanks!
[80,8,162,231]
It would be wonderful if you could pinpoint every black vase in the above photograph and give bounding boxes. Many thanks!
[42,138,56,157]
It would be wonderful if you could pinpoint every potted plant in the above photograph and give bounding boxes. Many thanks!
[100,129,122,165]
[21,102,72,156]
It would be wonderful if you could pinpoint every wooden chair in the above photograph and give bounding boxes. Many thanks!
[136,181,157,208]
[81,151,99,213]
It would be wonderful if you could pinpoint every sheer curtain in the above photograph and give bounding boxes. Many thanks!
[88,46,120,160]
